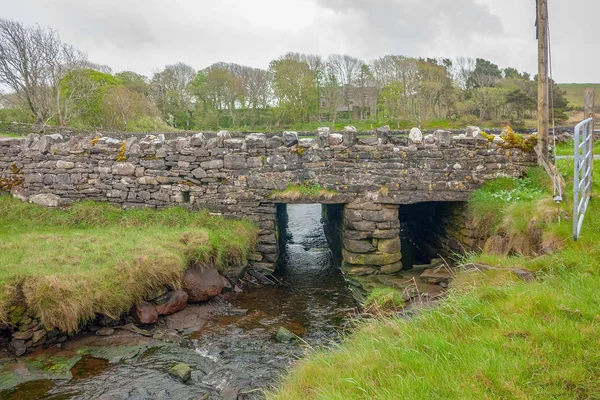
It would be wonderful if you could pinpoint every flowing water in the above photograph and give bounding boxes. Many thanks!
[0,204,357,400]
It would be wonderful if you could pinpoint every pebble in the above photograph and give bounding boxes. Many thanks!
[96,327,115,336]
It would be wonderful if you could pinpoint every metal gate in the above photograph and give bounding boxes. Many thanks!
[573,117,594,240]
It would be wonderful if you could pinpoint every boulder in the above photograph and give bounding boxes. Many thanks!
[191,168,207,179]
[96,327,115,336]
[216,130,231,147]
[190,133,205,147]
[183,265,224,302]
[282,131,299,147]
[409,127,423,144]
[420,267,453,284]
[168,363,192,383]
[329,133,344,146]
[316,127,330,147]
[112,162,136,176]
[223,139,244,149]
[246,133,266,148]
[155,290,189,316]
[56,160,74,169]
[376,125,390,144]
[220,387,240,400]
[131,302,158,325]
[511,268,536,283]
[13,329,33,340]
[267,136,284,148]
[221,263,248,279]
[275,327,297,343]
[343,126,357,146]
[341,264,379,276]
[317,127,331,135]
[343,238,376,254]
[466,126,481,138]
[29,193,61,207]
[32,329,46,344]
[342,250,401,266]
[424,134,436,145]
[9,339,26,356]
[380,262,403,275]
[298,138,315,148]
[377,238,401,253]
[493,135,505,145]
[434,130,451,146]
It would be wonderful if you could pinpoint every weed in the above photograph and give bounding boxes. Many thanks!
[271,182,337,201]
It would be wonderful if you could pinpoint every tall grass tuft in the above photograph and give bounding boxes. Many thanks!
[0,197,257,332]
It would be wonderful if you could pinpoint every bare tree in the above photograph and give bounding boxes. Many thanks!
[454,57,476,90]
[150,62,196,126]
[328,54,363,116]
[0,18,86,124]
[241,67,271,127]
[321,65,341,126]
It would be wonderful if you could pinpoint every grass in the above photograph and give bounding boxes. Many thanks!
[558,83,600,111]
[0,132,22,138]
[363,288,405,314]
[0,197,257,332]
[269,158,600,399]
[555,139,600,157]
[271,182,338,202]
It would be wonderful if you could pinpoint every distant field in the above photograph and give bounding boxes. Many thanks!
[558,83,600,110]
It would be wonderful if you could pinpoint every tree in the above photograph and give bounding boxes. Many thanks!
[60,68,120,127]
[241,67,271,127]
[415,60,455,122]
[378,82,405,127]
[468,58,502,89]
[503,67,521,79]
[453,57,476,90]
[269,57,318,125]
[328,54,363,116]
[194,64,244,127]
[355,64,375,120]
[0,18,86,125]
[321,66,341,126]
[115,71,149,95]
[151,62,196,128]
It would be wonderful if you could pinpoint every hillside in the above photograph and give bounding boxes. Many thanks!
[559,83,600,110]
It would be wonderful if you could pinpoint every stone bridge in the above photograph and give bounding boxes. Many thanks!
[0,128,537,277]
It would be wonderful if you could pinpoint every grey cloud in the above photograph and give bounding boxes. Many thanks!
[0,0,597,82]
[315,0,504,56]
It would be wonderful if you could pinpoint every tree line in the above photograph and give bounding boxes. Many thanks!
[0,18,569,132]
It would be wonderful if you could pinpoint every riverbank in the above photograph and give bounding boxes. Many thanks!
[270,153,600,398]
[0,204,359,399]
[0,196,257,337]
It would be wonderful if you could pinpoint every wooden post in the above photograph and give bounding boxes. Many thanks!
[537,0,550,162]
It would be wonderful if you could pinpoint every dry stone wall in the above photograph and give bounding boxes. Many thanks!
[0,127,537,274]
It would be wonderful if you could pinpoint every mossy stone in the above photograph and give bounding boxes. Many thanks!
[168,363,192,383]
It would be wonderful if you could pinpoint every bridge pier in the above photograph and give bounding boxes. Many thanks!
[341,200,403,276]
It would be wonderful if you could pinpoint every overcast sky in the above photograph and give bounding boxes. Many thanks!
[1,0,597,82]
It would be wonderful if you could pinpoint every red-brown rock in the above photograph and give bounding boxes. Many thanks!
[182,266,224,302]
[131,301,158,324]
[155,290,189,316]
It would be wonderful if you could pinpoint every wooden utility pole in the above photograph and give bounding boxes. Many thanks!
[537,0,550,161]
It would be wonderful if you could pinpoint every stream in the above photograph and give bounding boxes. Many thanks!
[0,204,357,399]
